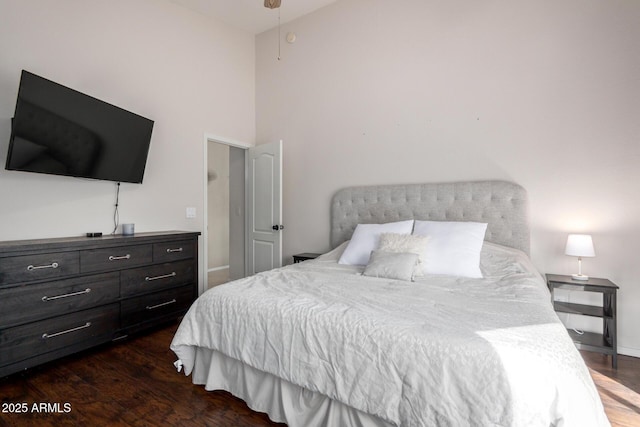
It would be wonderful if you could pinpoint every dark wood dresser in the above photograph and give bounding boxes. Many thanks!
[0,231,199,378]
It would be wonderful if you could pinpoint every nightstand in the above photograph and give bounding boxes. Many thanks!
[546,273,619,368]
[293,253,321,263]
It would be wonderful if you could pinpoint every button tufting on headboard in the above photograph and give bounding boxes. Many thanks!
[330,181,530,255]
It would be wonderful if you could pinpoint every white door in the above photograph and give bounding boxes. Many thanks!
[246,140,283,275]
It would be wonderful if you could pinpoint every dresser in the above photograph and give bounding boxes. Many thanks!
[0,231,199,378]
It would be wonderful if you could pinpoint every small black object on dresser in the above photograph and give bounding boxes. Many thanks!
[292,253,321,263]
[546,273,619,368]
[0,231,199,378]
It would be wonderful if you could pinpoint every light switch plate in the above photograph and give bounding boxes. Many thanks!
[186,207,196,219]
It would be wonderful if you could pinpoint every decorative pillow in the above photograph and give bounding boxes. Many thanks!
[377,233,429,269]
[362,251,420,281]
[338,220,414,265]
[412,220,488,278]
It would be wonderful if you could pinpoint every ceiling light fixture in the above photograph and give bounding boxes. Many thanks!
[264,0,281,9]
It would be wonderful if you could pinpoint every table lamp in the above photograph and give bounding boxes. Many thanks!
[565,234,595,280]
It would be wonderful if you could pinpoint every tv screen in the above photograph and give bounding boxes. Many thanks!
[5,70,154,184]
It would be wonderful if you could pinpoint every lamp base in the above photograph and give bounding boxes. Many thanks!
[571,273,589,281]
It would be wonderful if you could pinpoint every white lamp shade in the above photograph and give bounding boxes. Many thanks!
[565,234,595,257]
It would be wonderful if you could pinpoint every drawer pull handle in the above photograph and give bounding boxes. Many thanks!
[42,322,91,339]
[27,262,59,271]
[145,272,177,282]
[166,248,184,253]
[108,254,131,261]
[146,299,177,310]
[42,288,91,302]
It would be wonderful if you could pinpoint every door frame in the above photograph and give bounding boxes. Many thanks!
[201,133,252,295]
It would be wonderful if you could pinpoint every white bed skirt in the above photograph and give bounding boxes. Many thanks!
[189,347,394,427]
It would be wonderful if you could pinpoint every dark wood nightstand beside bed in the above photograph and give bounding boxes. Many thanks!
[546,273,618,368]
[292,253,321,263]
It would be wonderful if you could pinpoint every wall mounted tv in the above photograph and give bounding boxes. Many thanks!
[5,70,154,184]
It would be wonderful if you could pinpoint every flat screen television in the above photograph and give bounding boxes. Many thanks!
[5,70,154,184]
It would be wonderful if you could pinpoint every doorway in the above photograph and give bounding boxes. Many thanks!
[203,135,249,293]
[207,142,230,287]
[200,135,283,295]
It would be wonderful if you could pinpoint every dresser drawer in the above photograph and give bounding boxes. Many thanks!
[0,272,119,328]
[80,244,152,273]
[120,285,194,328]
[0,304,119,367]
[0,251,79,286]
[153,239,195,263]
[120,260,195,298]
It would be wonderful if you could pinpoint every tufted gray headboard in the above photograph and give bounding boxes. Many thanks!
[330,181,530,255]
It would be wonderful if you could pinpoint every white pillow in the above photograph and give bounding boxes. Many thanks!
[377,233,429,276]
[362,251,419,281]
[338,220,414,265]
[412,220,488,278]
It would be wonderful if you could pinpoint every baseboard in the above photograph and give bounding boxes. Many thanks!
[617,346,640,358]
[208,265,229,273]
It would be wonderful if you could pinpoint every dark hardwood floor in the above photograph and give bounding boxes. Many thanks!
[582,351,640,427]
[0,323,284,427]
[1,322,639,426]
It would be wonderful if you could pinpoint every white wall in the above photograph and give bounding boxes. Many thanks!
[0,0,255,290]
[256,0,640,354]
[207,142,229,269]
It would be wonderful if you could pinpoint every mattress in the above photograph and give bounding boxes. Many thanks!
[171,242,609,427]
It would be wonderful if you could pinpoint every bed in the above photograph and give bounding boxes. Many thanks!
[171,181,609,427]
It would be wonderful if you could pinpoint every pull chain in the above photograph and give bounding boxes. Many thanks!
[277,8,281,61]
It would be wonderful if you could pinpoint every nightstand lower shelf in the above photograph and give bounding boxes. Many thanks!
[567,329,615,355]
